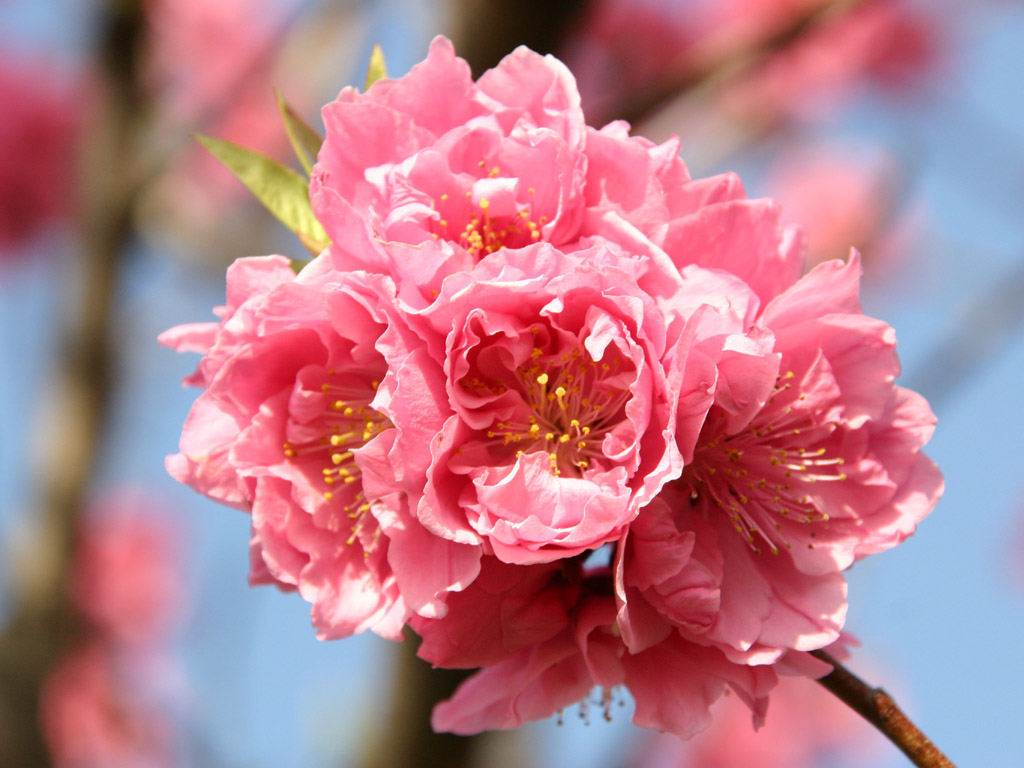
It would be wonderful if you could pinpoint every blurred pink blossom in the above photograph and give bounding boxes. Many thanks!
[41,494,184,768]
[145,0,309,209]
[69,495,184,646]
[563,0,938,124]
[146,0,298,120]
[40,642,174,768]
[719,1,939,123]
[632,669,888,768]
[766,143,898,266]
[0,57,78,254]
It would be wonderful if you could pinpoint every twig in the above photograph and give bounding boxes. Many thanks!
[810,650,956,768]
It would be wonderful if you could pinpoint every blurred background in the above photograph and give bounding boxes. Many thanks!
[0,0,1022,765]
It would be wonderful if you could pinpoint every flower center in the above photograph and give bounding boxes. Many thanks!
[463,338,632,477]
[430,166,547,259]
[281,368,390,546]
[685,370,847,555]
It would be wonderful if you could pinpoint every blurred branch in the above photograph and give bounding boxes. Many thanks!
[450,0,591,76]
[810,650,956,768]
[0,1,147,764]
[359,631,477,768]
[903,258,1024,409]
[616,0,871,126]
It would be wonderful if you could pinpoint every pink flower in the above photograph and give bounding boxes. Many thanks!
[311,36,806,312]
[416,556,777,740]
[163,36,943,744]
[163,256,475,638]
[40,643,174,768]
[311,36,589,301]
[617,254,943,664]
[378,242,684,565]
[0,58,78,253]
[70,495,184,646]
[578,123,805,309]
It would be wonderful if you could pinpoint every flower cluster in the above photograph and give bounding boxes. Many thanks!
[164,37,941,738]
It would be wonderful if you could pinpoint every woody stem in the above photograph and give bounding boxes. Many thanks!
[810,650,956,768]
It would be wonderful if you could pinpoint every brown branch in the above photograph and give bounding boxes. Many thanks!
[810,650,956,768]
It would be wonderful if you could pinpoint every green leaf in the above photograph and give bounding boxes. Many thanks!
[275,89,323,177]
[296,230,329,257]
[364,43,388,91]
[196,134,328,243]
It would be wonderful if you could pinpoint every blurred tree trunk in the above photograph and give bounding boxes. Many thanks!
[450,0,591,76]
[0,1,145,765]
[358,631,477,768]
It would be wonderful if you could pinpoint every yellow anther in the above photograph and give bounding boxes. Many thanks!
[559,434,570,443]
[324,492,333,501]
[440,193,449,201]
[537,373,549,386]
